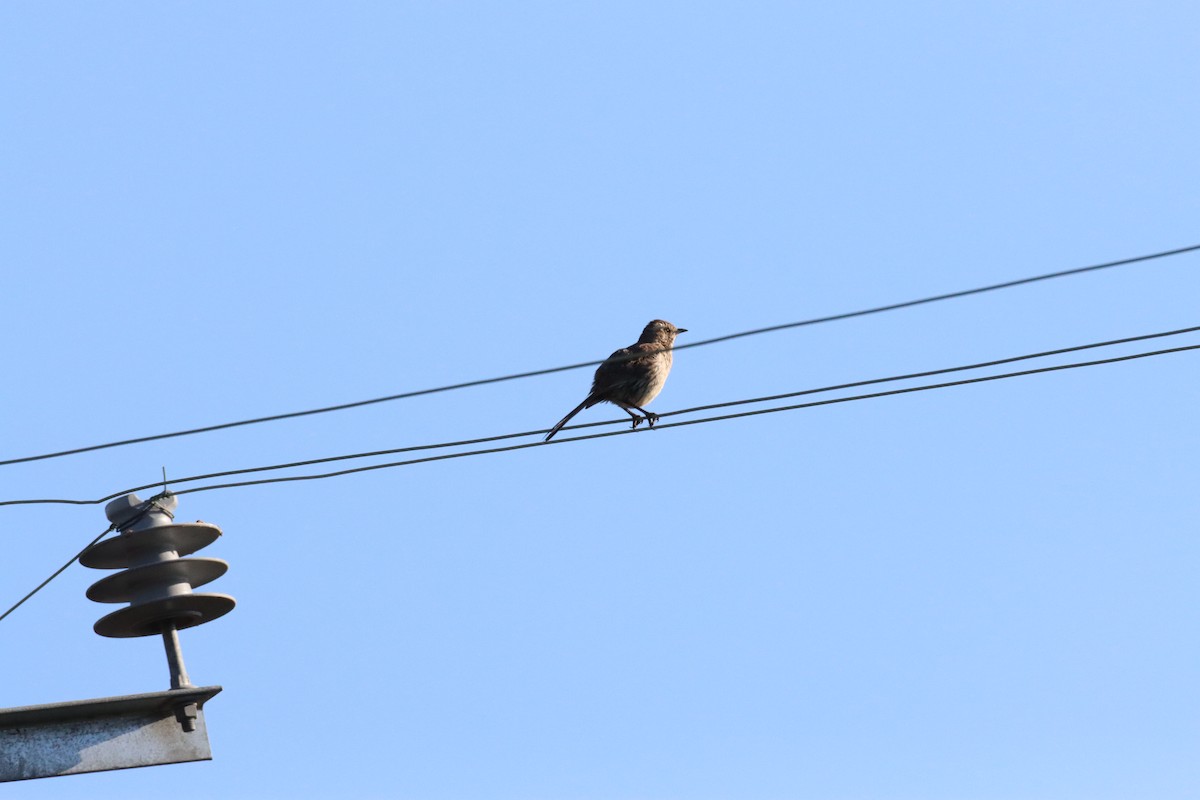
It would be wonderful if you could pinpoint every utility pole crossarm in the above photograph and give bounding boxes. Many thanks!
[0,686,222,782]
[0,492,236,783]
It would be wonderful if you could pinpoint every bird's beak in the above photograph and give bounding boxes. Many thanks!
[676,328,688,334]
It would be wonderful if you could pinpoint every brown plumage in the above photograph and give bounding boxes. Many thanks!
[544,319,687,442]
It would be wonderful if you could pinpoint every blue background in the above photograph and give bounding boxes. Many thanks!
[2,3,1198,798]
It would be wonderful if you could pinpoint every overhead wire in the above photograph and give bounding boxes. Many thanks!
[6,246,1197,629]
[0,493,169,625]
[4,337,1196,627]
[0,528,112,625]
[161,341,1200,497]
[3,242,1198,468]
[669,243,1200,351]
[3,327,1197,508]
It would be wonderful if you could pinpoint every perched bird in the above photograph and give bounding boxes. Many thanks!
[544,319,686,441]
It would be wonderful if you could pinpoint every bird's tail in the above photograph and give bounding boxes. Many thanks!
[544,395,596,442]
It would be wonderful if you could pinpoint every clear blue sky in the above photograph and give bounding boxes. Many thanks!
[3,3,1198,798]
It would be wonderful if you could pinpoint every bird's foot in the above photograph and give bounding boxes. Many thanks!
[628,412,659,431]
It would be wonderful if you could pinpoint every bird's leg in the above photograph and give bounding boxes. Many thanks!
[614,403,648,430]
[615,402,659,429]
[628,404,660,428]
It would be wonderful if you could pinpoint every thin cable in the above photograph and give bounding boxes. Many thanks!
[160,342,1200,496]
[4,242,1197,468]
[5,345,1193,628]
[7,339,1191,507]
[665,323,1200,418]
[0,527,113,624]
[0,494,166,625]
[2,325,1198,508]
[26,322,1200,505]
[671,243,1200,352]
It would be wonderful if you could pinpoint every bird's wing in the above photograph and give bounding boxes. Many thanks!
[591,343,655,394]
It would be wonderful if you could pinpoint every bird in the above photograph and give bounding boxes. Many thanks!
[544,319,687,442]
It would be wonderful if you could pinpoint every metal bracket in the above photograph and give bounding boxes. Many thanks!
[0,686,221,782]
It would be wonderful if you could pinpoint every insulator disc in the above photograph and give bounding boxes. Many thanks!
[86,558,229,603]
[80,523,223,569]
[93,593,236,638]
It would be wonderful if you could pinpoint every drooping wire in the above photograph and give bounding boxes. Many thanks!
[0,527,113,625]
[3,335,1196,508]
[3,343,1194,627]
[0,494,168,625]
[3,242,1198,468]
[161,342,1200,497]
[2,322,1193,508]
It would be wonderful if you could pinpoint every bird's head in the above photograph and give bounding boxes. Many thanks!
[640,319,687,345]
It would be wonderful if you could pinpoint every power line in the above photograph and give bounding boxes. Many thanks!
[4,334,1197,508]
[0,494,168,626]
[665,323,1200,417]
[3,242,1198,468]
[670,243,1200,351]
[3,343,1194,624]
[163,342,1200,496]
[13,322,1196,507]
[0,527,112,625]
